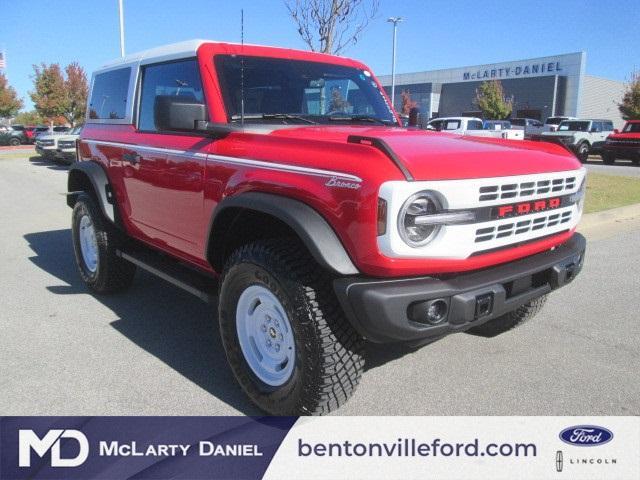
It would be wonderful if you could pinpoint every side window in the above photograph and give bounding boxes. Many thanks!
[444,120,461,130]
[467,120,483,130]
[88,68,131,120]
[603,121,614,131]
[591,121,602,132]
[138,59,205,132]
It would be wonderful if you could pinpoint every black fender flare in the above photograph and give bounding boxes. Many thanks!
[67,161,116,224]
[208,192,359,276]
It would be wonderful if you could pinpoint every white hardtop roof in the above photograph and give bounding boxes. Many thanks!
[99,39,210,69]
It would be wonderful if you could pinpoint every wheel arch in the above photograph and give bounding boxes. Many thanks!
[67,161,117,226]
[206,192,359,276]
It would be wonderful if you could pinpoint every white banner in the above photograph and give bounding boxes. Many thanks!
[264,416,639,480]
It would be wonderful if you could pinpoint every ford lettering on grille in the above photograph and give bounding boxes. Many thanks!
[493,197,561,219]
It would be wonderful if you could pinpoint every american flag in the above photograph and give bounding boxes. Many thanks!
[0,51,5,69]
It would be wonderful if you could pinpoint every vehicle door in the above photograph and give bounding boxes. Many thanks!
[589,121,607,149]
[127,58,209,259]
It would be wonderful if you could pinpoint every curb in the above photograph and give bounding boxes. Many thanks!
[578,203,640,234]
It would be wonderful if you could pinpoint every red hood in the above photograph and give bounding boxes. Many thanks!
[269,126,582,180]
[608,132,640,140]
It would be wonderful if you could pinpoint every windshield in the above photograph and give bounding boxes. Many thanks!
[623,122,640,133]
[214,55,397,125]
[558,121,590,132]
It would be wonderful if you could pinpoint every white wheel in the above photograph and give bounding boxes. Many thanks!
[235,285,296,386]
[78,214,98,273]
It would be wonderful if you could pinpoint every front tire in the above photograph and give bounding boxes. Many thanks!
[218,239,364,415]
[576,142,590,163]
[467,295,548,337]
[602,152,615,165]
[72,193,136,293]
[9,137,20,146]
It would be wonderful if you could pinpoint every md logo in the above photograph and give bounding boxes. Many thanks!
[19,429,89,467]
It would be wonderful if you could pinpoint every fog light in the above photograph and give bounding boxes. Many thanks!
[408,298,449,325]
[427,300,448,324]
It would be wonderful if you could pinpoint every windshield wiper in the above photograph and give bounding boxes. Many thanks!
[231,113,317,125]
[327,115,392,126]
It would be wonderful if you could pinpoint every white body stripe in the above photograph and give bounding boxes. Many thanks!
[82,139,362,182]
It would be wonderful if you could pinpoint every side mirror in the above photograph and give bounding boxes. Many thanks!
[154,95,207,131]
[408,107,420,127]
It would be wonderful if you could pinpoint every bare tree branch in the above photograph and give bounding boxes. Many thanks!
[285,0,379,55]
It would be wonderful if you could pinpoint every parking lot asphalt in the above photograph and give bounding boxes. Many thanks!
[1,155,639,416]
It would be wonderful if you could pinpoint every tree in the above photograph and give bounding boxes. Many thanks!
[400,89,417,115]
[618,71,640,120]
[474,80,513,120]
[0,72,23,119]
[30,63,67,123]
[285,0,379,55]
[63,63,89,126]
[13,110,43,125]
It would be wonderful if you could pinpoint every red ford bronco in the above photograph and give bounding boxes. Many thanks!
[602,120,640,165]
[68,40,586,415]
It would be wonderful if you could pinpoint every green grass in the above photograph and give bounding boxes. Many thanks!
[584,173,640,213]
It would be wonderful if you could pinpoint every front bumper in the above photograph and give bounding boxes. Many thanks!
[334,233,586,344]
[603,143,640,159]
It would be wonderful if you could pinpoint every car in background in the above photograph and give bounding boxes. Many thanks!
[0,125,28,146]
[602,120,640,165]
[510,118,545,137]
[427,116,484,134]
[537,119,615,162]
[35,133,60,159]
[34,126,71,141]
[55,125,83,163]
[427,117,523,140]
[24,126,49,143]
[543,116,576,132]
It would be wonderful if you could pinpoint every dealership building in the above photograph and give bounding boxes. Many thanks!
[378,52,626,128]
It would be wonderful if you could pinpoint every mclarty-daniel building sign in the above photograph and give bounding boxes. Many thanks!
[463,62,563,81]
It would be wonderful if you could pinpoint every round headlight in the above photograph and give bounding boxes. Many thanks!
[398,191,442,247]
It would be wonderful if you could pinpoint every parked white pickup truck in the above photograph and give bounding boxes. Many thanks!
[426,117,524,140]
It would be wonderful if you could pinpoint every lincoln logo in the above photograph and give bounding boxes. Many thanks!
[495,197,561,218]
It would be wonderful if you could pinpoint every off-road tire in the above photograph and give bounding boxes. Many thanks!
[218,239,364,415]
[576,142,590,163]
[9,137,20,146]
[71,192,136,293]
[601,152,616,165]
[467,295,548,338]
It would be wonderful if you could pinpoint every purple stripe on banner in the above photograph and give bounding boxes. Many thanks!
[0,416,298,480]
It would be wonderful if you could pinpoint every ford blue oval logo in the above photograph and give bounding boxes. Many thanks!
[559,425,613,446]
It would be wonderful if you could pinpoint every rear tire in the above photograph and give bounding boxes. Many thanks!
[576,142,590,163]
[71,193,136,293]
[467,295,548,338]
[9,137,20,146]
[218,239,364,415]
[601,152,615,165]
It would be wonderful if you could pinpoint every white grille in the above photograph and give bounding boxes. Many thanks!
[377,168,585,259]
[475,211,572,243]
[479,176,576,201]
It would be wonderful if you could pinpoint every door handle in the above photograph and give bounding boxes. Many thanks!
[123,152,141,165]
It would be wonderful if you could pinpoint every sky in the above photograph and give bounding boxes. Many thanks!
[1,0,639,111]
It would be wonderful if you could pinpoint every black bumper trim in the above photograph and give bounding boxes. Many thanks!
[334,233,586,344]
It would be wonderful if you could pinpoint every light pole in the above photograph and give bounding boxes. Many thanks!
[118,0,125,57]
[387,17,403,110]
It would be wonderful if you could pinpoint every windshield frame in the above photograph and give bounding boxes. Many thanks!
[213,54,398,126]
